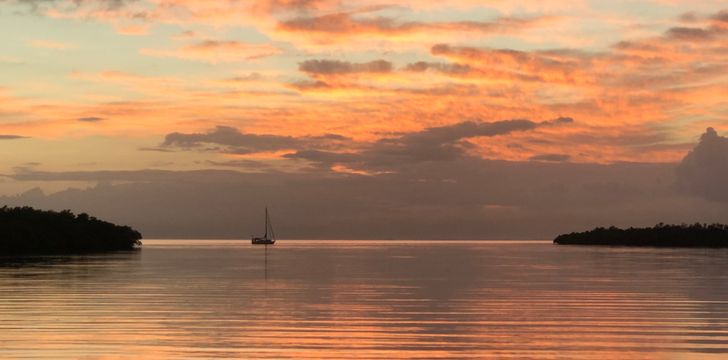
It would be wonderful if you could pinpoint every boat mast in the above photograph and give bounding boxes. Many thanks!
[264,207,269,239]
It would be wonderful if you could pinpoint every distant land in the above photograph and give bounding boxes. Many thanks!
[554,223,728,247]
[0,206,142,254]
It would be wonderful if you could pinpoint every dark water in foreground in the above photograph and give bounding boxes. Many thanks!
[1,240,728,359]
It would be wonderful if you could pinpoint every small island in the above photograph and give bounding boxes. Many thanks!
[554,223,728,247]
[0,206,142,254]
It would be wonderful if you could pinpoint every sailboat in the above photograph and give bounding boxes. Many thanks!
[252,207,276,245]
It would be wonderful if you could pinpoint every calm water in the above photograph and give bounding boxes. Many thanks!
[1,240,728,359]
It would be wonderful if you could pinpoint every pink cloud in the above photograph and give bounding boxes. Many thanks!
[141,40,282,63]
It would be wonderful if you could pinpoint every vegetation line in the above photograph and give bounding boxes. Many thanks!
[0,206,142,254]
[554,223,728,247]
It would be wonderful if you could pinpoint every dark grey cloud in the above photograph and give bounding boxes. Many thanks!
[5,126,728,240]
[164,118,573,172]
[371,118,559,159]
[665,27,715,41]
[5,158,718,240]
[78,116,103,123]
[289,79,331,90]
[613,41,661,52]
[404,61,471,75]
[278,9,544,36]
[162,126,352,154]
[429,44,589,84]
[0,135,27,140]
[138,147,175,153]
[225,73,263,82]
[664,10,728,42]
[529,154,571,162]
[679,9,728,25]
[286,117,574,171]
[206,159,272,170]
[712,10,728,23]
[9,168,244,183]
[679,11,699,23]
[430,44,586,68]
[299,59,393,75]
[282,150,359,169]
[677,127,728,202]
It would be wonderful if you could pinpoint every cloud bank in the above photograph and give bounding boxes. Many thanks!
[677,128,728,202]
[3,127,726,240]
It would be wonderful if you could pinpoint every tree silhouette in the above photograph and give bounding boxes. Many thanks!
[0,206,142,254]
[554,223,728,247]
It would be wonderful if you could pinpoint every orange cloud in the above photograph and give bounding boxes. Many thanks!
[5,3,728,167]
[27,1,563,48]
[141,40,282,63]
[276,7,552,41]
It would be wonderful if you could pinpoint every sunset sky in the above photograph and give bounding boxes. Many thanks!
[1,1,728,238]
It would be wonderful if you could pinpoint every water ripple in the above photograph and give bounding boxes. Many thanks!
[0,240,727,359]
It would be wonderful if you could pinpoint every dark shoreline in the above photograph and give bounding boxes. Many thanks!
[554,223,728,247]
[0,206,142,255]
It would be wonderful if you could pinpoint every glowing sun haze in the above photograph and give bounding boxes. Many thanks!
[1,1,728,239]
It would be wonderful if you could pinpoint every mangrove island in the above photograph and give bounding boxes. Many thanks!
[554,223,728,247]
[0,206,142,254]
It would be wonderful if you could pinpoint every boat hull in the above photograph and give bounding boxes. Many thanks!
[252,237,275,245]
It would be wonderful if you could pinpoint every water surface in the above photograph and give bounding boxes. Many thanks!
[1,240,727,359]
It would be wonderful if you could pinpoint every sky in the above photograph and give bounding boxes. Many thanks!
[1,0,728,239]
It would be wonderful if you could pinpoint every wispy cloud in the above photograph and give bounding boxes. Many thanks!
[141,40,283,63]
[0,135,28,140]
[299,59,393,75]
[162,126,352,155]
[78,117,104,123]
[277,7,552,41]
[1,2,727,167]
[29,40,76,50]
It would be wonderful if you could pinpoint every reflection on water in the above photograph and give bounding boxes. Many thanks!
[1,240,728,359]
